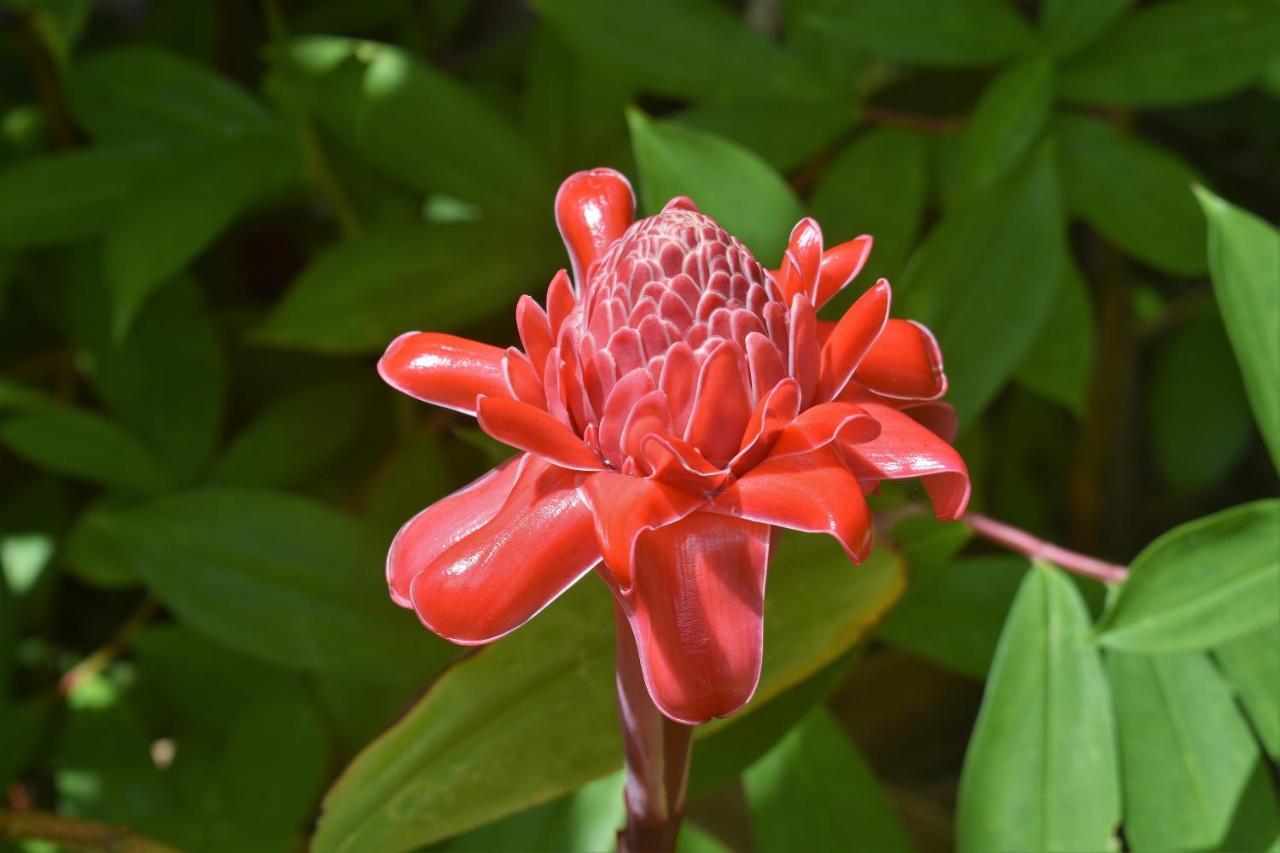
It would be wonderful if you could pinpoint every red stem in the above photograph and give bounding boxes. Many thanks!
[964,513,1129,584]
[613,602,692,853]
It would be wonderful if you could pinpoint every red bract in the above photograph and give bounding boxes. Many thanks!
[379,169,969,724]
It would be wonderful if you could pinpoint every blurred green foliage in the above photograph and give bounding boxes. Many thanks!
[0,1,1277,851]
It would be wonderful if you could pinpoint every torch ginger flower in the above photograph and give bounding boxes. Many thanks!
[379,168,969,725]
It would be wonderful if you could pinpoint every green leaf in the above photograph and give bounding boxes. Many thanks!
[1107,649,1274,851]
[67,45,279,143]
[1059,0,1280,107]
[213,379,372,488]
[628,109,803,263]
[75,487,453,675]
[256,222,553,354]
[880,555,1028,680]
[1014,260,1094,415]
[793,0,1036,67]
[1098,500,1280,653]
[1039,0,1129,58]
[954,57,1054,198]
[1195,187,1280,471]
[1216,623,1280,761]
[535,0,824,101]
[312,536,905,852]
[104,138,299,334]
[957,564,1120,853]
[900,145,1065,423]
[0,406,169,494]
[809,127,929,303]
[678,97,858,172]
[438,772,625,852]
[1057,114,1206,276]
[269,36,548,212]
[744,707,911,853]
[677,824,733,853]
[1148,306,1253,493]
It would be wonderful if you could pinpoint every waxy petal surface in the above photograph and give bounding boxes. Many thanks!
[814,235,873,309]
[476,396,603,471]
[555,168,635,289]
[378,332,508,415]
[817,279,891,402]
[579,472,705,588]
[844,402,970,520]
[854,319,947,401]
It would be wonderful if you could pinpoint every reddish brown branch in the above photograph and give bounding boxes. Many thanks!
[0,810,179,852]
[862,106,968,134]
[964,513,1129,584]
[57,597,160,696]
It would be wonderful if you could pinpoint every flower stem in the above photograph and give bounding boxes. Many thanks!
[964,513,1129,584]
[613,602,692,853]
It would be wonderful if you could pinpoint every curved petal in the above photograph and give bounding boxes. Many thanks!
[710,445,872,561]
[620,512,770,724]
[775,218,823,304]
[788,293,821,407]
[731,378,801,475]
[640,433,727,494]
[814,235,873,309]
[386,455,529,607]
[685,339,752,468]
[502,348,547,409]
[579,472,705,588]
[854,319,947,401]
[516,295,554,375]
[843,401,970,520]
[770,401,880,459]
[817,279,891,402]
[378,332,508,415]
[555,168,635,290]
[408,457,599,644]
[477,396,603,471]
[547,269,577,336]
[901,400,958,444]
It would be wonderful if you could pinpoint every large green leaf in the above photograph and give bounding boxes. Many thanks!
[793,0,1036,67]
[1108,649,1275,851]
[269,36,549,212]
[1216,623,1280,761]
[678,97,858,173]
[1195,187,1280,470]
[628,109,803,264]
[1014,260,1094,415]
[67,45,279,143]
[1056,114,1206,276]
[808,127,929,303]
[1059,0,1280,107]
[954,57,1054,199]
[73,487,453,675]
[1039,0,1129,58]
[256,222,553,354]
[0,406,169,494]
[957,563,1120,853]
[312,536,905,852]
[535,0,823,101]
[743,707,911,853]
[1097,500,1280,653]
[899,145,1065,423]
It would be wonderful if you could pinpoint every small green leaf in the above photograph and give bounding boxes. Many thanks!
[1059,0,1280,107]
[955,57,1055,198]
[0,406,168,494]
[744,708,911,853]
[312,536,904,852]
[1195,187,1280,471]
[1039,0,1129,58]
[1057,114,1206,276]
[1107,649,1274,851]
[809,127,929,302]
[957,564,1120,853]
[793,0,1036,67]
[256,222,554,354]
[535,0,823,101]
[900,145,1066,423]
[677,824,733,853]
[1014,260,1094,415]
[1216,623,1280,761]
[1098,500,1280,653]
[628,109,803,263]
[75,488,453,675]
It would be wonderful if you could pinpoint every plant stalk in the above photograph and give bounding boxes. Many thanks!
[613,602,693,853]
[965,512,1129,584]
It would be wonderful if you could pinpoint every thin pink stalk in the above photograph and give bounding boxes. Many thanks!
[964,513,1129,584]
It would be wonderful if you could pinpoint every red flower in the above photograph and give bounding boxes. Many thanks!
[379,169,969,724]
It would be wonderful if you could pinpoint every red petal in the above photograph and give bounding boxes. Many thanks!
[409,457,598,644]
[854,319,947,401]
[386,455,527,607]
[901,400,958,444]
[731,378,801,475]
[814,235,873,309]
[640,433,727,493]
[775,218,823,304]
[817,279,891,402]
[555,168,635,290]
[579,472,704,588]
[844,401,970,520]
[619,512,770,724]
[770,400,879,459]
[711,445,871,561]
[547,269,576,336]
[502,348,547,409]
[477,396,603,471]
[516,295,554,375]
[378,332,508,415]
[685,340,752,468]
